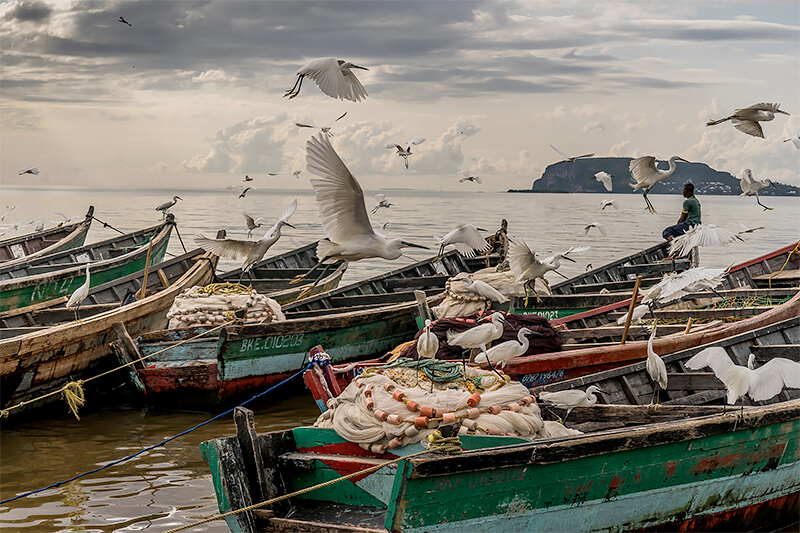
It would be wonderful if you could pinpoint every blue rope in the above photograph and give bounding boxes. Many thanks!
[1,362,314,505]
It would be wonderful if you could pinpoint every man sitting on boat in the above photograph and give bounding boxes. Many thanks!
[662,183,701,241]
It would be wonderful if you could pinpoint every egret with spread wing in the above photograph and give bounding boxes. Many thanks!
[295,112,347,137]
[739,168,776,211]
[668,224,742,258]
[509,239,589,302]
[706,102,789,138]
[268,165,305,179]
[243,212,267,238]
[18,167,39,175]
[629,156,688,214]
[594,171,613,192]
[457,170,482,184]
[371,193,393,214]
[550,144,594,163]
[285,58,368,102]
[599,199,617,210]
[584,222,607,237]
[435,224,489,259]
[387,139,425,169]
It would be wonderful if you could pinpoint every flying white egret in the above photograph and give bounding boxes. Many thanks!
[195,199,297,280]
[629,156,688,214]
[616,303,650,326]
[435,224,489,259]
[417,319,439,360]
[18,167,39,175]
[386,139,425,169]
[645,326,668,406]
[538,385,606,424]
[584,222,607,237]
[66,264,91,322]
[155,196,182,218]
[1,206,16,221]
[243,174,253,182]
[371,193,393,214]
[509,239,590,301]
[475,327,535,369]
[118,16,131,26]
[641,266,728,305]
[668,224,743,258]
[599,199,617,210]
[292,134,428,284]
[284,58,368,102]
[550,144,595,163]
[452,274,508,304]
[268,164,305,179]
[295,112,347,137]
[457,170,482,184]
[54,212,80,224]
[738,168,776,211]
[736,221,764,235]
[594,171,613,192]
[446,312,507,372]
[784,134,800,149]
[243,212,267,238]
[706,102,790,138]
[686,347,800,411]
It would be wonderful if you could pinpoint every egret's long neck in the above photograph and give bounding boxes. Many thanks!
[518,331,529,351]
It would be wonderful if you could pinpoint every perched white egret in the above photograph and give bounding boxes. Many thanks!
[243,212,267,238]
[668,224,743,258]
[686,347,800,406]
[293,134,427,284]
[645,326,668,405]
[118,16,131,26]
[594,172,613,192]
[550,144,595,163]
[629,156,688,214]
[599,199,617,210]
[584,222,607,237]
[538,385,606,424]
[446,312,506,360]
[641,267,728,305]
[706,102,790,138]
[371,194,393,214]
[284,58,368,102]
[736,221,764,235]
[457,170,482,184]
[268,164,305,179]
[386,139,425,169]
[475,327,534,369]
[295,112,347,138]
[616,303,650,326]
[155,196,182,218]
[509,239,589,300]
[435,224,489,259]
[66,264,91,322]
[738,168,776,211]
[417,319,439,360]
[18,167,39,175]
[452,275,508,304]
[195,199,297,279]
[1,206,16,222]
[784,134,800,150]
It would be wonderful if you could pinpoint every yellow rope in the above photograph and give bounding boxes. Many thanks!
[163,431,462,533]
[768,243,800,289]
[0,320,234,419]
[193,282,253,295]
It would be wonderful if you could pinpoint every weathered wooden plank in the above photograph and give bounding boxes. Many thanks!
[665,372,726,391]
[750,344,800,362]
[620,260,690,276]
[234,407,270,505]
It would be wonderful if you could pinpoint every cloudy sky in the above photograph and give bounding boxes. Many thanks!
[2,0,798,191]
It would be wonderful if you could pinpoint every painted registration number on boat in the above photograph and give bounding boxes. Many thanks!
[238,333,304,353]
[517,370,566,386]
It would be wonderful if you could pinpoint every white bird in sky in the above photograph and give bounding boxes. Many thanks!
[641,266,728,305]
[293,134,428,284]
[686,347,800,407]
[66,263,91,322]
[475,327,534,369]
[118,16,132,26]
[1,206,16,222]
[550,144,595,163]
[584,222,607,237]
[54,211,81,224]
[645,326,668,406]
[295,112,347,138]
[386,139,425,169]
[417,319,439,360]
[509,239,589,299]
[784,134,800,149]
[446,312,507,365]
[453,274,508,304]
[668,224,743,258]
[195,199,297,278]
[599,199,617,210]
[371,193,393,214]
[284,58,369,102]
[616,303,650,326]
[594,171,613,192]
[18,167,39,175]
[706,102,790,138]
[435,224,489,259]
[736,221,764,235]
[538,385,606,424]
[457,170,482,184]
[155,196,182,218]
[629,156,689,214]
[738,168,776,211]
[243,212,267,238]
[268,164,305,179]
[243,174,253,182]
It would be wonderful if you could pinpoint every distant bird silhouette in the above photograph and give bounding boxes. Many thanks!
[387,139,425,169]
[599,199,617,210]
[243,175,253,182]
[371,193,393,214]
[584,222,607,237]
[550,144,594,163]
[268,165,305,179]
[0,206,15,222]
[457,170,482,184]
[119,16,132,26]
[706,102,789,138]
[18,167,39,175]
[784,135,800,150]
[239,187,252,199]
[295,112,347,138]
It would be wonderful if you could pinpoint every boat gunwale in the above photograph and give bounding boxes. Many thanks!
[0,214,92,268]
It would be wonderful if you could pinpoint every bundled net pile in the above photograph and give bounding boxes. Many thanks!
[432,269,549,319]
[167,283,285,328]
[315,358,579,454]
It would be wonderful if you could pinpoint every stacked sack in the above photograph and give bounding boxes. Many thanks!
[167,283,285,328]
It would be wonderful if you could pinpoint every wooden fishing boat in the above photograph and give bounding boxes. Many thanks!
[0,246,219,419]
[200,391,800,531]
[0,217,174,312]
[0,207,94,266]
[116,251,499,410]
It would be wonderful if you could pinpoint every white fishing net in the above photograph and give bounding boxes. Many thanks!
[166,284,285,328]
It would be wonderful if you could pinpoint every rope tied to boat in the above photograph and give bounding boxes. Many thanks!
[62,380,86,420]
[193,282,253,295]
[768,242,800,290]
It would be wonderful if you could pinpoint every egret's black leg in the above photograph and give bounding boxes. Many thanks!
[756,196,773,211]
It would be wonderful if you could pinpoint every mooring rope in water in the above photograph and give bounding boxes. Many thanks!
[0,321,235,419]
[0,362,314,505]
[162,430,463,533]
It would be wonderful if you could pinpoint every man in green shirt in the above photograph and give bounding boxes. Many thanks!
[662,183,701,241]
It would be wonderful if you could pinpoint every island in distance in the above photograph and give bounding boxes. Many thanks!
[509,157,799,196]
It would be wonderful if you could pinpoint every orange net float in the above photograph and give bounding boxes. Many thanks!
[405,400,420,412]
[414,416,430,427]
[467,392,482,407]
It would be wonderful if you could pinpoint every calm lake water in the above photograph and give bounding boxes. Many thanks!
[0,187,798,531]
